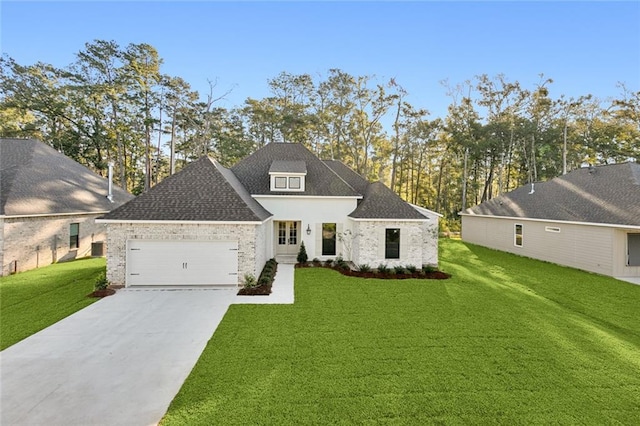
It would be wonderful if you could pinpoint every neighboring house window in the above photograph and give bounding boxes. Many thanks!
[514,224,523,247]
[385,228,400,259]
[275,177,287,189]
[70,223,79,249]
[289,176,301,189]
[628,234,640,266]
[322,223,336,256]
[545,226,561,233]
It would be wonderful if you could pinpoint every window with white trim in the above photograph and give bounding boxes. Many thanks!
[545,226,561,233]
[514,224,523,247]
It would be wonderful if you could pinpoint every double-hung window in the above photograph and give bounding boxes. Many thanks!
[70,223,79,249]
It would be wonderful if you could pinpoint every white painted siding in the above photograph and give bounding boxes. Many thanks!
[254,197,358,260]
[613,229,640,277]
[462,215,616,276]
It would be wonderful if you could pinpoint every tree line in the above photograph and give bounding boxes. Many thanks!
[1,40,638,228]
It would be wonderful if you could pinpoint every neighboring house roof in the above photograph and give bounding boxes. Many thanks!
[231,143,360,197]
[0,138,132,216]
[101,157,271,222]
[349,182,427,220]
[461,162,640,227]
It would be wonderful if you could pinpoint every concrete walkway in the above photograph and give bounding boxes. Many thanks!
[0,264,295,425]
[615,276,640,286]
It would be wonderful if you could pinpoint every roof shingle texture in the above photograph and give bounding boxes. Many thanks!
[269,160,307,174]
[1,138,133,216]
[102,157,271,221]
[349,182,427,220]
[463,162,640,226]
[231,143,360,197]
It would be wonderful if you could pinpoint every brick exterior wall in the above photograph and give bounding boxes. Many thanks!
[1,214,107,276]
[352,220,437,268]
[105,222,267,287]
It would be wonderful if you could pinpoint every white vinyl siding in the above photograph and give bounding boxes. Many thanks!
[462,216,617,276]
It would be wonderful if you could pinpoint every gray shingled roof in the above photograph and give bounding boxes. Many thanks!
[349,182,428,220]
[269,160,307,174]
[0,138,133,216]
[462,162,640,227]
[231,143,360,197]
[323,160,370,194]
[102,157,271,221]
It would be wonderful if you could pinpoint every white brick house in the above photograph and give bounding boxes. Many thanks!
[99,143,440,287]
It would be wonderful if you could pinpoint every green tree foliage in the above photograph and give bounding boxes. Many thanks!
[1,41,638,220]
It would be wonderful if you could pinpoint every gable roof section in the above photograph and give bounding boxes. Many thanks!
[231,143,360,197]
[462,162,640,227]
[349,182,427,220]
[0,138,132,216]
[101,157,271,222]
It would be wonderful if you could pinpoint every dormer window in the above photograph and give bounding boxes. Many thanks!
[269,160,306,192]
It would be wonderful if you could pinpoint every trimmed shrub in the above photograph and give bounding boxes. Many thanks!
[406,265,418,273]
[325,258,334,266]
[423,265,437,273]
[358,264,371,272]
[297,241,308,264]
[312,258,321,265]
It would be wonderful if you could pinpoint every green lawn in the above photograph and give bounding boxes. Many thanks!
[0,258,105,350]
[163,239,640,425]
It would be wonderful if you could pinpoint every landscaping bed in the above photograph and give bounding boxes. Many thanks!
[237,258,278,296]
[296,259,450,280]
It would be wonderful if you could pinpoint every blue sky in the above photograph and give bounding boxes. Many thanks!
[2,1,639,119]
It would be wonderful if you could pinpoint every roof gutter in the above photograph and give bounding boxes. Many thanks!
[1,211,111,219]
[458,212,640,230]
[96,218,271,225]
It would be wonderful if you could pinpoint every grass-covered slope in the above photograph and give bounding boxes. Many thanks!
[163,240,640,424]
[0,258,105,350]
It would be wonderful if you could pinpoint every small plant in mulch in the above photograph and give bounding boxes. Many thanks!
[358,264,372,272]
[237,259,278,296]
[88,272,116,298]
[312,258,321,265]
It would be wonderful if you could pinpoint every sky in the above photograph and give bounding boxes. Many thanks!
[2,1,639,120]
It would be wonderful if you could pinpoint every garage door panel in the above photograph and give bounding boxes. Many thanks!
[127,241,238,286]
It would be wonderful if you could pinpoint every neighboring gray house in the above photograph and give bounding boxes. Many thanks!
[0,138,133,276]
[460,162,640,280]
[99,142,440,287]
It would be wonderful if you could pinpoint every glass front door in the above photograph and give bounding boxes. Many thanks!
[276,221,300,255]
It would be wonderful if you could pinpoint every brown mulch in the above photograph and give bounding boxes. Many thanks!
[237,285,272,296]
[88,288,116,298]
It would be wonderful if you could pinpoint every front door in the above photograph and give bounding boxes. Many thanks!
[276,221,300,255]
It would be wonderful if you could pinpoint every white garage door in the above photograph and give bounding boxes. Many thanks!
[126,240,238,286]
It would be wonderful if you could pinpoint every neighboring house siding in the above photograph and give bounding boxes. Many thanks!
[462,215,615,276]
[352,220,425,268]
[613,229,640,277]
[1,214,106,276]
[254,197,358,260]
[105,222,266,286]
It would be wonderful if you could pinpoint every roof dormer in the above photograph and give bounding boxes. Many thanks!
[269,160,307,192]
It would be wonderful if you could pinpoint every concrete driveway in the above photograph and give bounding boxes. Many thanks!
[0,288,237,426]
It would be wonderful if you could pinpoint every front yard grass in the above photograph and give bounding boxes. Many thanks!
[163,239,640,424]
[0,258,105,350]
